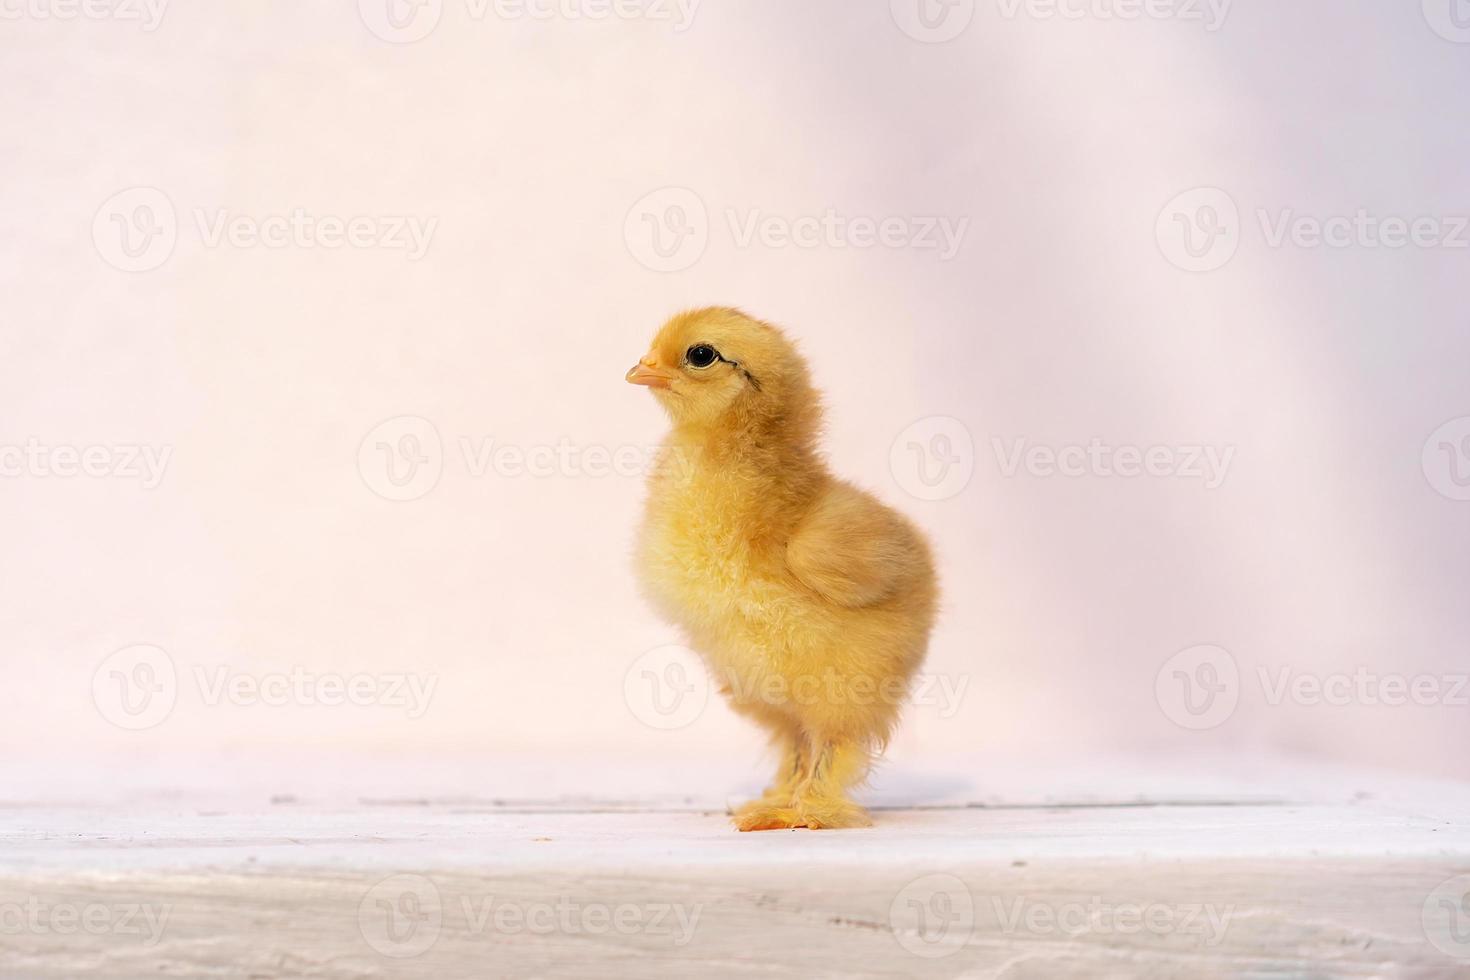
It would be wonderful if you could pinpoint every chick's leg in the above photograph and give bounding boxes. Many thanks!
[790,737,874,830]
[768,728,807,799]
[732,724,807,831]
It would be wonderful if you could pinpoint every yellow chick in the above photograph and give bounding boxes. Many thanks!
[627,307,938,831]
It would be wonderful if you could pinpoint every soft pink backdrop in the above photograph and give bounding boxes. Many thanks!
[2,0,1467,800]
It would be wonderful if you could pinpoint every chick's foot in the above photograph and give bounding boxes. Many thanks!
[791,795,873,830]
[733,804,805,832]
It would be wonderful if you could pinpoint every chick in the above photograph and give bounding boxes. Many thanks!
[628,307,938,831]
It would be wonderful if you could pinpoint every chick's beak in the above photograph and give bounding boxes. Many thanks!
[626,356,674,390]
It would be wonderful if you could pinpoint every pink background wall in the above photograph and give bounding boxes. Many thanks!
[3,0,1467,798]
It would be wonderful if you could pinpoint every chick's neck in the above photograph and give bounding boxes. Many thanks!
[663,389,827,524]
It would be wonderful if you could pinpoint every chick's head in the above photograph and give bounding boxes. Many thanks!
[626,307,817,433]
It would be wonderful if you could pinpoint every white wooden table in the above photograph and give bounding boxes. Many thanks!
[3,754,1469,978]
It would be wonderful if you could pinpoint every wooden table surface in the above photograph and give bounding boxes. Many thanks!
[3,754,1469,978]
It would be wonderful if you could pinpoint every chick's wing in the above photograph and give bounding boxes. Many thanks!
[784,481,926,608]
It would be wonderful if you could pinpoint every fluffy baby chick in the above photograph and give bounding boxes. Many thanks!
[628,307,937,831]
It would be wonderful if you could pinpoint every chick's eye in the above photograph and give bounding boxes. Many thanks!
[686,345,717,368]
